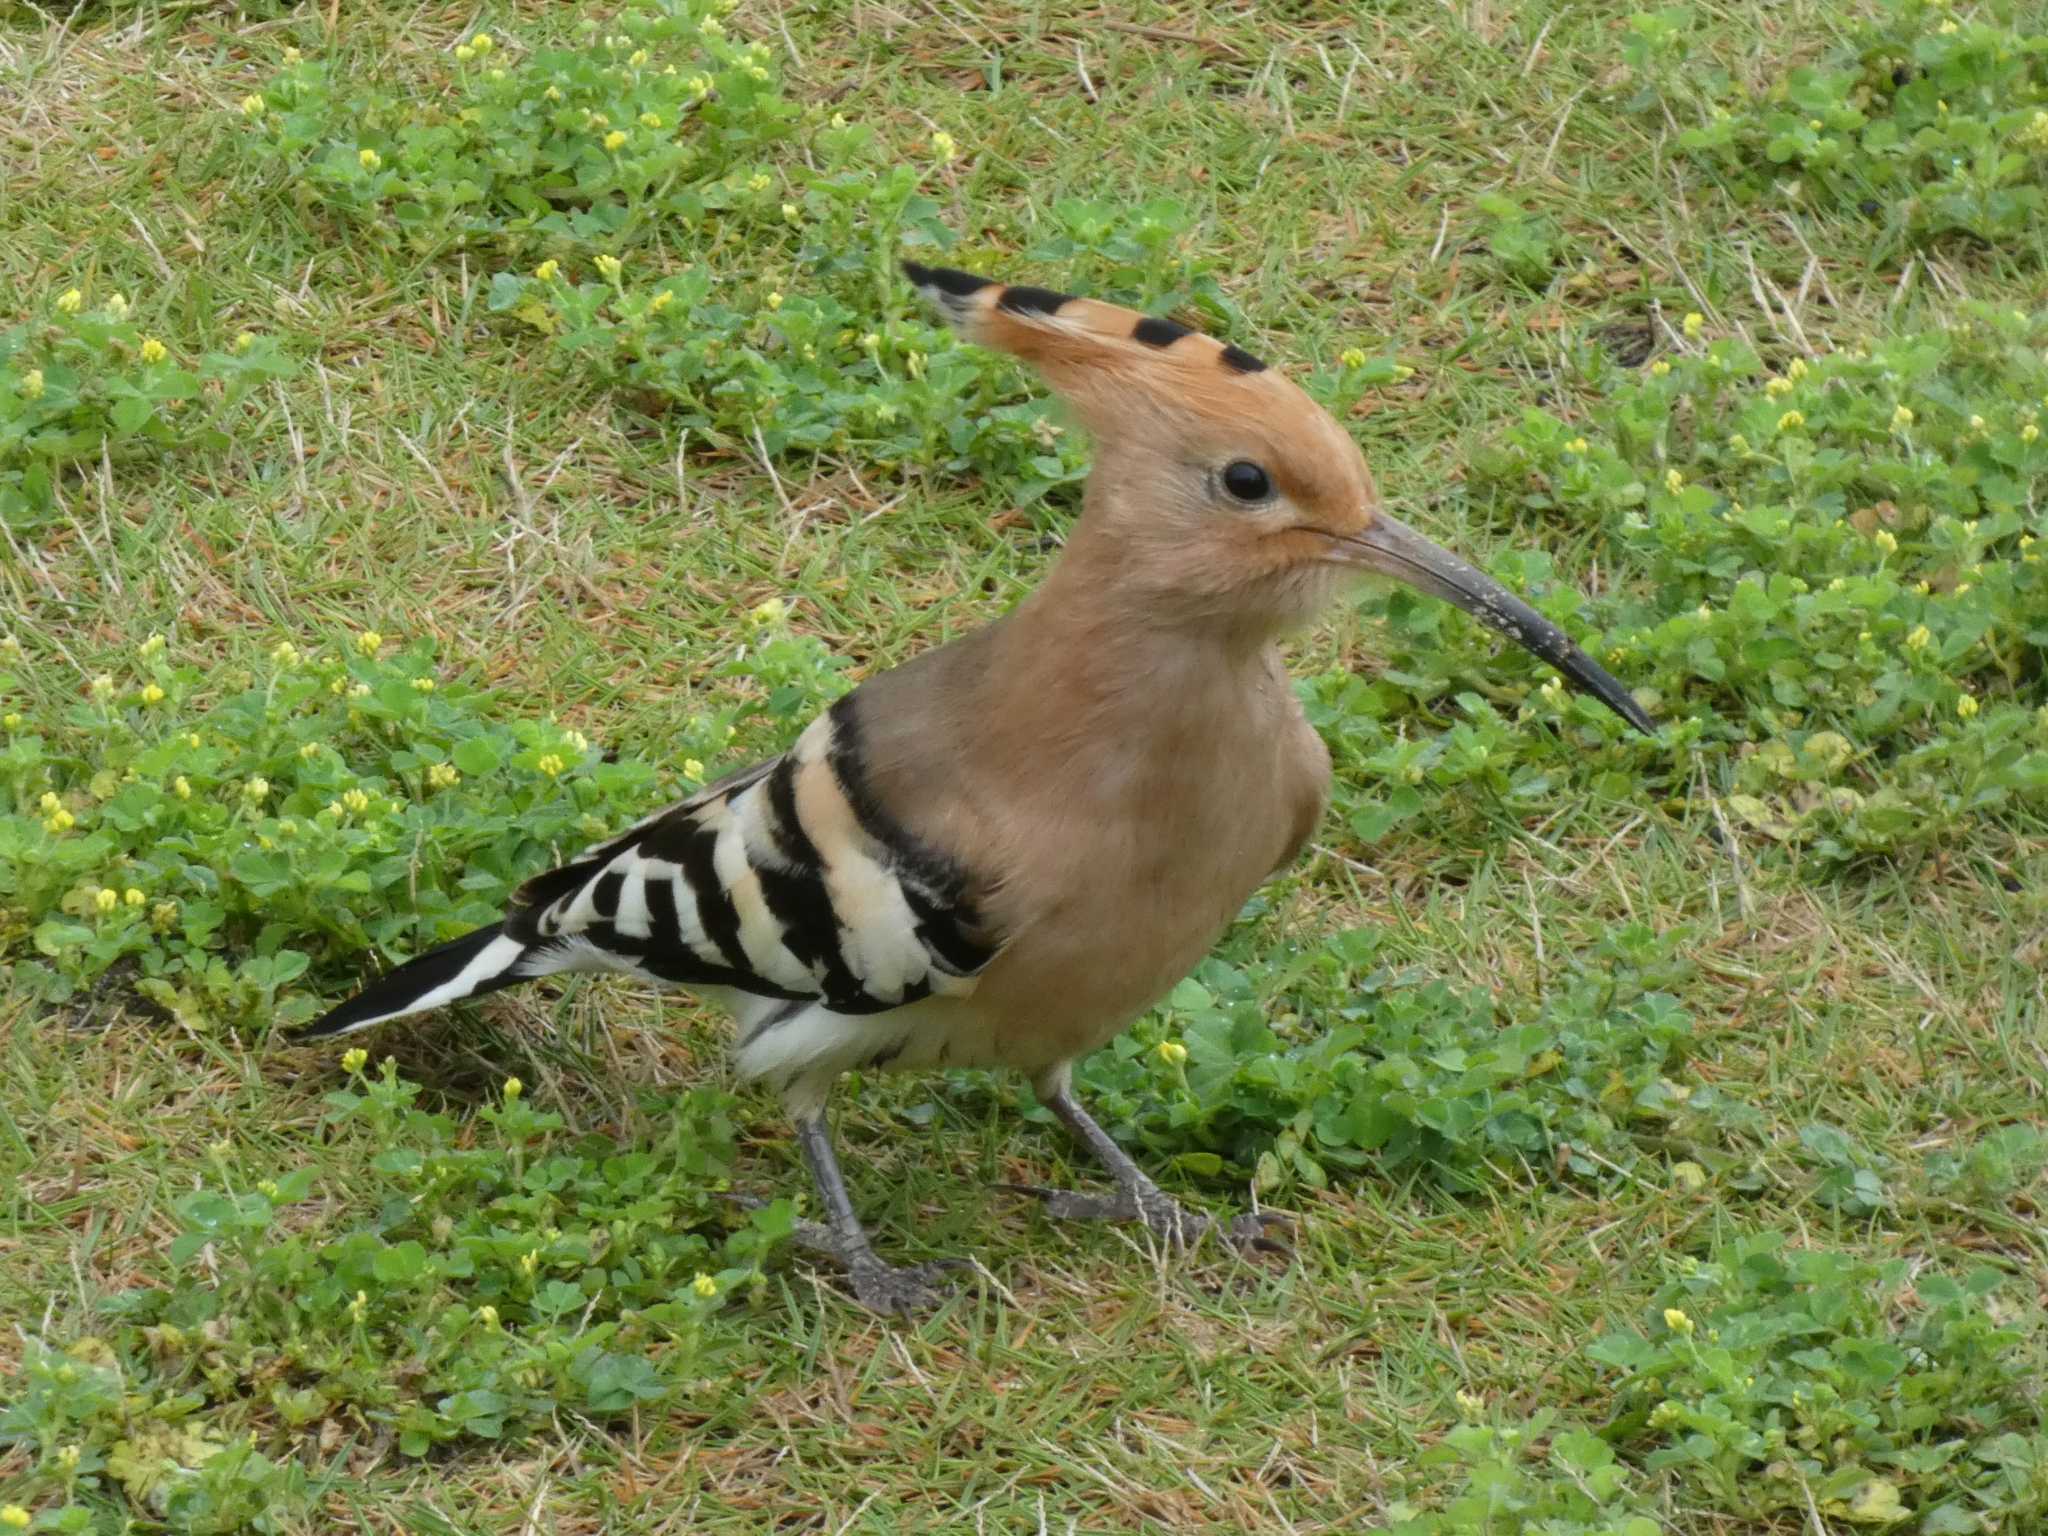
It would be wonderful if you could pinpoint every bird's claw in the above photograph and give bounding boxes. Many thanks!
[844,1255,965,1316]
[997,1182,1292,1255]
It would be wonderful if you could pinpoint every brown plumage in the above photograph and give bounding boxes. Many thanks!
[301,261,1653,1313]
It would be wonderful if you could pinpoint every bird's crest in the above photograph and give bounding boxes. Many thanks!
[901,259,1295,440]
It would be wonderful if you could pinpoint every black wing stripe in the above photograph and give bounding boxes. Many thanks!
[674,822,750,972]
[825,696,975,905]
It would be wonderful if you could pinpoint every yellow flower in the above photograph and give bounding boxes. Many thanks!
[18,369,44,401]
[428,762,460,788]
[1872,529,1897,554]
[139,683,166,705]
[349,1290,368,1322]
[533,258,561,283]
[355,629,383,656]
[282,46,301,64]
[1777,410,1805,432]
[1787,357,1808,380]
[1891,404,1914,430]
[124,887,145,907]
[1727,433,1750,454]
[1664,469,1684,495]
[2024,424,2041,443]
[1,1506,29,1529]
[2,714,19,730]
[243,776,270,802]
[1454,1389,1486,1422]
[94,887,119,914]
[543,84,562,101]
[746,171,772,193]
[39,792,61,816]
[173,775,192,799]
[701,15,725,36]
[476,1304,500,1328]
[411,676,436,692]
[536,753,566,777]
[341,787,371,814]
[1956,693,1979,720]
[1156,1040,1189,1067]
[90,674,116,700]
[241,93,266,116]
[56,287,84,314]
[682,757,706,781]
[454,44,475,62]
[1681,311,1704,339]
[930,130,959,163]
[649,290,674,313]
[138,632,167,658]
[629,48,650,68]
[1969,414,1986,432]
[639,112,663,129]
[359,147,382,171]
[46,808,76,833]
[139,336,168,364]
[503,1076,523,1101]
[1650,359,1671,376]
[595,253,623,280]
[469,31,492,54]
[749,597,786,624]
[1663,1308,1695,1335]
[519,1249,540,1276]
[151,900,178,929]
[1937,17,1958,32]
[604,130,628,151]
[2022,534,2038,550]
[783,202,801,224]
[692,1272,720,1298]
[106,292,130,319]
[1565,436,1589,454]
[1765,376,1792,397]
[341,1049,370,1078]
[1906,624,1932,652]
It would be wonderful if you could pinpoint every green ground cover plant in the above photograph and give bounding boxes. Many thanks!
[1628,0,2048,255]
[3,0,2045,1530]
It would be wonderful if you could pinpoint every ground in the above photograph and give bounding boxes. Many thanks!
[2,1,2045,1533]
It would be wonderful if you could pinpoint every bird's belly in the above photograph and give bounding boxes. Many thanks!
[724,992,999,1112]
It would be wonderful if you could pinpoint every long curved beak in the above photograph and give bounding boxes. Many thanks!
[1336,513,1656,736]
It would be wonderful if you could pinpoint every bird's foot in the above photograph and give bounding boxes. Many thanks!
[997,1183,1291,1254]
[789,1215,970,1316]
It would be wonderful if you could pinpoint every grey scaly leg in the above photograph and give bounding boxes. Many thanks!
[1002,1066,1290,1253]
[790,1109,966,1315]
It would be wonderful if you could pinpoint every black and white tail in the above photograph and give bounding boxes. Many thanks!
[293,924,543,1041]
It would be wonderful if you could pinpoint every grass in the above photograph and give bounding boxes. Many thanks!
[3,0,2046,1532]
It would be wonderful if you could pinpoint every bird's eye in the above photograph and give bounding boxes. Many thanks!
[1220,460,1272,502]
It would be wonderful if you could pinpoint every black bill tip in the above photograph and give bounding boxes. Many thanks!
[1352,514,1657,738]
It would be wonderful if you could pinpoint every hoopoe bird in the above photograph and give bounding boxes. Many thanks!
[299,260,1654,1313]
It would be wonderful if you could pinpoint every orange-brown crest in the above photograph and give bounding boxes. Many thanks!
[904,261,1381,630]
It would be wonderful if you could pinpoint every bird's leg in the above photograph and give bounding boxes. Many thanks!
[789,1108,965,1315]
[1003,1069,1290,1253]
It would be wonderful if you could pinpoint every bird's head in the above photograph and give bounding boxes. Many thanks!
[904,260,1654,735]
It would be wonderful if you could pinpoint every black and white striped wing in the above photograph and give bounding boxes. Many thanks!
[506,698,1000,1014]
